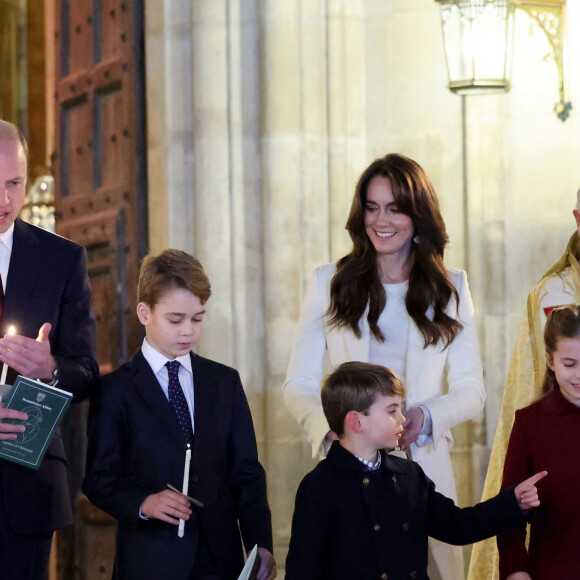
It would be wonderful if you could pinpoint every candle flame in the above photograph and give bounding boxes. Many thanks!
[7,326,15,336]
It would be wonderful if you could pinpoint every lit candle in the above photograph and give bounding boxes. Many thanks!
[178,444,191,538]
[0,326,16,385]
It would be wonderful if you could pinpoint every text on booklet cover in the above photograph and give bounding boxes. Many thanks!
[0,376,72,469]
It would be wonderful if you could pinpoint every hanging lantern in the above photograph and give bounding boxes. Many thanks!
[435,0,571,120]
[437,0,515,94]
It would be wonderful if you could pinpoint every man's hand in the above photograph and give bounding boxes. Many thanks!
[514,470,547,511]
[506,573,532,580]
[0,402,27,440]
[256,548,277,580]
[0,323,56,380]
[398,407,424,449]
[140,490,192,525]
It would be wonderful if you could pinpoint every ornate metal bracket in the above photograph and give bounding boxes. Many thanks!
[514,0,571,120]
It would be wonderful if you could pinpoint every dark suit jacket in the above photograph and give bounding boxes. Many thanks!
[0,218,98,534]
[286,442,526,580]
[83,349,273,580]
[498,388,580,579]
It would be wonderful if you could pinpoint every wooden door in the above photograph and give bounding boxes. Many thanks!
[51,0,147,577]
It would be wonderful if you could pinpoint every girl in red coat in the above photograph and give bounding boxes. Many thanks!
[498,304,580,579]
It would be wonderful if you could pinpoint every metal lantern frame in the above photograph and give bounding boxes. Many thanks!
[435,0,571,121]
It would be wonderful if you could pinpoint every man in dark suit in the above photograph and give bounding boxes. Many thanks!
[0,120,98,579]
[83,250,275,580]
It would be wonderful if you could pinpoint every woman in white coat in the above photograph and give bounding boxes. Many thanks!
[283,153,485,580]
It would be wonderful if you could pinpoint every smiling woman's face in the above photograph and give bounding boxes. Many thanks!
[363,176,414,263]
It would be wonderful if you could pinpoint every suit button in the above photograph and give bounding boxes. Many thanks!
[373,523,381,532]
[192,475,199,483]
[380,574,388,580]
[409,571,417,579]
[362,477,370,486]
[402,521,410,532]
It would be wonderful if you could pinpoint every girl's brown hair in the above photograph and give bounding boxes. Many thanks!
[542,304,580,396]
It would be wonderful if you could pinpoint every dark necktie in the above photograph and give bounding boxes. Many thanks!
[165,360,194,445]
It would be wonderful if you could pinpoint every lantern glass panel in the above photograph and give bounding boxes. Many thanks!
[439,1,515,94]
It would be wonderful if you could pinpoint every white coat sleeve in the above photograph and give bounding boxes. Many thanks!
[283,268,332,458]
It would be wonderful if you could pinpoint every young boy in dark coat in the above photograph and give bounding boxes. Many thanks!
[83,250,276,580]
[285,361,546,580]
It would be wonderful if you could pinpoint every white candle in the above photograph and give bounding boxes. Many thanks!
[0,326,16,385]
[178,444,191,538]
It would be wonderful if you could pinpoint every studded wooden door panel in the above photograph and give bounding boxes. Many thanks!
[52,1,147,577]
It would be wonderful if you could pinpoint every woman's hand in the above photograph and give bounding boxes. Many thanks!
[325,430,339,442]
[398,407,424,449]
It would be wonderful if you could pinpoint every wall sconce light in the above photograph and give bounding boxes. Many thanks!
[435,0,571,121]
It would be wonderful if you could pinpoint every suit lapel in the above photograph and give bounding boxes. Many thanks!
[190,353,214,464]
[404,319,425,401]
[2,220,42,334]
[127,351,187,449]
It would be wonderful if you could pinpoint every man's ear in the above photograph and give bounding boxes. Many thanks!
[545,352,555,371]
[345,411,362,434]
[136,302,152,325]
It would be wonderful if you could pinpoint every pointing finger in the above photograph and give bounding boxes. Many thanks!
[524,470,548,487]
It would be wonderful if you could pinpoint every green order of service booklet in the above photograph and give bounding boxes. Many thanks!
[0,376,72,470]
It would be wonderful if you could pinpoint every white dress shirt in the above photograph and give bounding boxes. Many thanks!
[0,223,15,292]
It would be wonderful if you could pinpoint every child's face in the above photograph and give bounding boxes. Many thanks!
[137,288,205,360]
[359,394,406,450]
[546,337,580,406]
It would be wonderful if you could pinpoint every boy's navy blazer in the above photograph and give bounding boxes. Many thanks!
[286,442,526,580]
[0,218,98,534]
[84,349,273,580]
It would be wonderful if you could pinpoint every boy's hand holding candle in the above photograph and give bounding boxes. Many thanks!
[139,489,192,524]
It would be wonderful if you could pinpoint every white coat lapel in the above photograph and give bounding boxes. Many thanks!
[404,318,425,406]
[345,311,371,362]
[326,304,371,365]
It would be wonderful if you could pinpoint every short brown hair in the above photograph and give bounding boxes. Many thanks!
[0,120,29,159]
[137,249,211,308]
[321,361,405,437]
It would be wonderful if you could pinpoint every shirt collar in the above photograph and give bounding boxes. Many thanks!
[0,223,15,252]
[355,452,382,471]
[141,337,193,374]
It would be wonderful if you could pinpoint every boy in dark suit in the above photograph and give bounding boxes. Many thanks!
[83,250,275,580]
[285,361,546,580]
